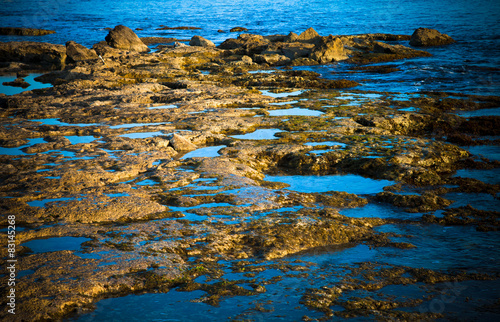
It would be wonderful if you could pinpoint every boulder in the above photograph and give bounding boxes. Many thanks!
[104,25,149,52]
[2,78,30,88]
[0,41,66,67]
[66,41,98,62]
[230,27,248,32]
[296,27,321,44]
[409,28,455,47]
[169,134,196,151]
[218,34,269,55]
[284,32,299,42]
[189,36,215,47]
[310,36,348,63]
[0,27,55,36]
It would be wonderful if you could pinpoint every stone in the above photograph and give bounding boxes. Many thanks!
[0,27,55,36]
[230,27,248,32]
[189,35,215,47]
[105,25,149,52]
[0,41,66,67]
[169,134,197,151]
[296,27,321,44]
[2,77,30,88]
[66,41,98,62]
[284,32,299,42]
[409,28,455,47]
[253,53,290,66]
[310,36,348,63]
[241,55,253,64]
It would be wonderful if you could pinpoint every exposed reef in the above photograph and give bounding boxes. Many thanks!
[0,26,498,321]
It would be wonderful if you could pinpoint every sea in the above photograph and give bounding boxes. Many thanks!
[1,0,499,321]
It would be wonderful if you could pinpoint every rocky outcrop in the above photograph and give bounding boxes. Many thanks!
[66,41,98,62]
[105,25,149,52]
[189,36,215,47]
[0,27,55,36]
[310,36,348,63]
[296,27,321,44]
[2,77,30,88]
[0,41,66,67]
[409,28,455,47]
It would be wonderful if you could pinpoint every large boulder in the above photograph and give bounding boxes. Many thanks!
[310,36,348,63]
[218,34,269,55]
[189,36,215,47]
[0,41,66,67]
[104,25,149,52]
[0,27,55,36]
[409,28,455,47]
[66,41,98,62]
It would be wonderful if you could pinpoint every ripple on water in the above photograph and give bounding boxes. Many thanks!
[264,174,394,194]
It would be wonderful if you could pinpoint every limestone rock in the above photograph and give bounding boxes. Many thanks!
[169,134,197,151]
[284,32,299,42]
[296,27,321,44]
[66,41,98,62]
[105,25,149,52]
[253,53,290,66]
[0,41,66,67]
[0,27,55,36]
[189,35,215,47]
[310,36,348,63]
[409,28,455,47]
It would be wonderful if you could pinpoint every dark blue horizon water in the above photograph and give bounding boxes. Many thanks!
[1,0,499,94]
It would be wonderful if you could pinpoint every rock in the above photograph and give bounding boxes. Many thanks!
[296,27,321,44]
[310,36,348,63]
[169,134,197,151]
[217,29,225,33]
[0,27,55,36]
[230,27,248,32]
[189,36,215,47]
[0,41,66,67]
[219,34,269,55]
[140,37,178,45]
[174,42,188,48]
[2,77,30,88]
[156,26,201,30]
[284,32,299,42]
[105,25,149,52]
[253,53,290,66]
[409,28,455,47]
[241,55,253,64]
[66,41,98,62]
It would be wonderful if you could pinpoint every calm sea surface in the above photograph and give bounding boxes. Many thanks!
[1,0,499,94]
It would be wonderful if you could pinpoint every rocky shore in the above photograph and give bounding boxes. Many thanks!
[0,25,498,320]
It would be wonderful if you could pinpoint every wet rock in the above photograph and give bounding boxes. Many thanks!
[310,36,348,63]
[409,27,455,47]
[65,41,98,62]
[230,27,248,32]
[0,27,55,36]
[169,134,197,151]
[105,25,149,52]
[189,35,215,48]
[2,77,30,88]
[0,41,66,68]
[374,191,452,213]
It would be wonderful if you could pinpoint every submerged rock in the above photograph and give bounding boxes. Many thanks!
[409,27,455,46]
[2,77,30,88]
[230,27,248,32]
[0,27,55,36]
[105,25,149,52]
[66,41,98,62]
